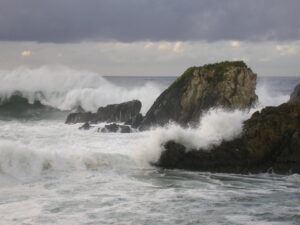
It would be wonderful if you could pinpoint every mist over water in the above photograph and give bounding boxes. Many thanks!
[0,67,300,224]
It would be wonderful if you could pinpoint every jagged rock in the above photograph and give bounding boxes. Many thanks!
[289,83,300,102]
[65,100,142,124]
[79,122,92,130]
[93,100,141,123]
[139,61,257,130]
[157,100,300,174]
[131,113,144,128]
[99,123,131,133]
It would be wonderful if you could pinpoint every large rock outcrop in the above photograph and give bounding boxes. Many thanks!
[65,100,142,124]
[289,83,300,102]
[157,100,300,174]
[139,61,257,130]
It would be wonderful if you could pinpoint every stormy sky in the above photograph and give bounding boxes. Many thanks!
[0,0,299,76]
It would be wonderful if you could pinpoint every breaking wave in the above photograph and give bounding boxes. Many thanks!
[0,66,163,117]
[133,81,292,165]
[0,68,295,178]
[133,108,256,165]
[0,139,135,181]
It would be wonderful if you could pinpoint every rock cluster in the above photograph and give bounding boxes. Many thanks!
[157,100,300,174]
[65,100,142,124]
[99,123,131,133]
[139,61,257,129]
[79,122,92,130]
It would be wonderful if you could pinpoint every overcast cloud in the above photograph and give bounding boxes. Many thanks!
[0,0,299,76]
[0,0,300,43]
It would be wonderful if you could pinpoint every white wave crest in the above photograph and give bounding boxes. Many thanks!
[132,108,256,166]
[0,140,134,181]
[256,81,289,107]
[0,66,163,114]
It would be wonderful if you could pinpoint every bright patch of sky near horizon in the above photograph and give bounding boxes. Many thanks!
[0,40,299,76]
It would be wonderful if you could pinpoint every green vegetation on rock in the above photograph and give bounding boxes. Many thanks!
[172,66,196,86]
[202,61,247,71]
[203,61,247,84]
[172,61,248,87]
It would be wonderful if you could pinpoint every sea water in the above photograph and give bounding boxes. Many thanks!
[0,67,300,225]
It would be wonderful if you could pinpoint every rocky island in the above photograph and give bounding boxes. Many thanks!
[139,61,258,129]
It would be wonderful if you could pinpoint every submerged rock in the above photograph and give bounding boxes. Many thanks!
[65,100,142,124]
[0,94,61,119]
[139,61,257,130]
[79,122,92,130]
[100,123,131,133]
[157,100,300,174]
[289,83,300,102]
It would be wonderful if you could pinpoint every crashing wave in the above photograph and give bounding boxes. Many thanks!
[0,66,163,118]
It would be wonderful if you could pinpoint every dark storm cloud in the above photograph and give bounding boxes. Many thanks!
[0,0,299,43]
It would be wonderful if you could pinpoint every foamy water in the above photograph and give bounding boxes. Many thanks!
[0,67,300,224]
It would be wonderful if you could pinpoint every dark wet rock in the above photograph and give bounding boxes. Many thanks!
[131,113,144,128]
[289,83,300,102]
[99,123,131,133]
[158,140,248,173]
[65,100,142,124]
[65,111,94,124]
[125,113,144,128]
[139,61,257,130]
[93,100,141,123]
[79,122,92,130]
[156,100,300,174]
[0,94,64,119]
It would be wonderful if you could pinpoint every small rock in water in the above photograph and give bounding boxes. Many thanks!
[79,122,92,130]
[99,123,131,133]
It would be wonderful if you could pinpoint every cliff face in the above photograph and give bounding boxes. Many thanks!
[289,83,300,102]
[157,100,300,174]
[139,61,257,129]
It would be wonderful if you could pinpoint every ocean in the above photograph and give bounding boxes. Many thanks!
[0,67,300,225]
